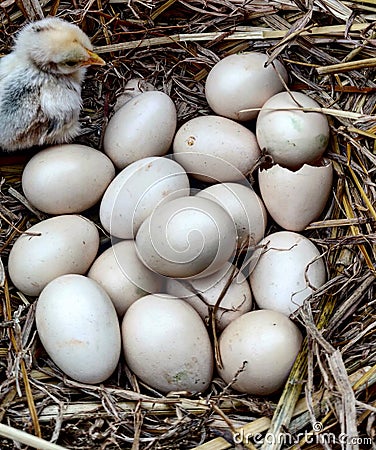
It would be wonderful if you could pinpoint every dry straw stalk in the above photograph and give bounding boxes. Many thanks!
[0,0,375,448]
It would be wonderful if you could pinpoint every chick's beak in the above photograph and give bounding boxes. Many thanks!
[83,49,106,66]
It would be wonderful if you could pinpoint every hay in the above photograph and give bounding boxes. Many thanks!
[0,0,375,448]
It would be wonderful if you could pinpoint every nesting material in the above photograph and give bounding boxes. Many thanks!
[0,1,375,449]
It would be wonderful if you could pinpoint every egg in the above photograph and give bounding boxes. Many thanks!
[36,274,121,384]
[218,309,303,395]
[249,231,327,316]
[8,215,99,296]
[135,196,237,278]
[114,78,155,112]
[165,262,252,331]
[88,240,163,316]
[104,91,177,169]
[99,156,190,239]
[195,182,267,249]
[121,294,213,393]
[173,115,261,182]
[205,52,288,121]
[258,159,333,231]
[21,144,115,214]
[256,91,330,168]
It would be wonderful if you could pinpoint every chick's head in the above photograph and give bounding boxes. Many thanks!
[14,17,105,75]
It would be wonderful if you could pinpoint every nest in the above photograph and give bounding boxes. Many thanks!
[0,0,375,448]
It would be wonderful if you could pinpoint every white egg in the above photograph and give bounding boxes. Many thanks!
[121,294,213,393]
[256,91,330,168]
[205,52,288,121]
[22,144,115,214]
[165,262,252,330]
[249,231,327,316]
[36,274,121,384]
[173,115,261,182]
[104,91,177,169]
[218,309,303,395]
[135,196,237,278]
[99,156,190,239]
[88,240,163,317]
[259,159,333,231]
[196,182,267,249]
[114,78,155,112]
[8,215,99,296]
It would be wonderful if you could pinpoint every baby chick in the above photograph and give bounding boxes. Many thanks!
[0,17,105,152]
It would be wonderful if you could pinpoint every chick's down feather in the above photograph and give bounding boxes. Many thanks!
[0,17,105,152]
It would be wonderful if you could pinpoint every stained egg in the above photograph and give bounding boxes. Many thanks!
[173,115,261,182]
[121,294,213,393]
[256,91,330,169]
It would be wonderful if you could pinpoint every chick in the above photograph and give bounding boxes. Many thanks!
[0,17,105,152]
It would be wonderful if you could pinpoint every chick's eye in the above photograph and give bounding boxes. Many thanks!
[64,60,78,67]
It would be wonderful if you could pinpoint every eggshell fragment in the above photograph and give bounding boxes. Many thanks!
[135,196,237,279]
[165,262,252,331]
[36,274,121,384]
[173,115,261,182]
[205,52,288,121]
[104,91,177,169]
[249,231,326,316]
[218,309,303,395]
[259,159,333,231]
[256,91,330,168]
[88,240,163,316]
[99,156,190,239]
[196,182,267,248]
[8,215,99,296]
[22,144,115,214]
[121,294,213,393]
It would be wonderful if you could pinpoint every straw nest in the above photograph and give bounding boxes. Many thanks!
[0,0,375,449]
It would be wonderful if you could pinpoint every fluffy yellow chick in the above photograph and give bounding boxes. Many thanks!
[0,17,105,152]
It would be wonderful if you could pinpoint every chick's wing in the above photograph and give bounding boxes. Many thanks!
[0,66,49,151]
[39,78,82,143]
